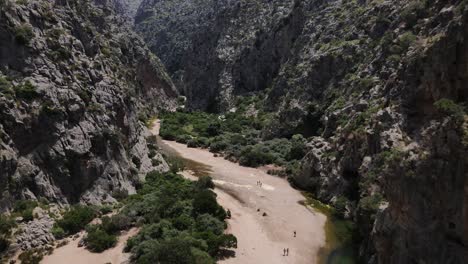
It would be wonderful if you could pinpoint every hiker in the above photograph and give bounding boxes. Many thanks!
[294,231,296,237]
[286,248,289,256]
[283,248,286,256]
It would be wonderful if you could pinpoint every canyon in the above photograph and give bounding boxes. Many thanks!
[0,0,466,263]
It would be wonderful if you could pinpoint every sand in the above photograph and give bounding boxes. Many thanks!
[153,120,327,264]
[41,228,138,264]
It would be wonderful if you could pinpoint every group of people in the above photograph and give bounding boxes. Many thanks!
[256,181,263,187]
[283,231,296,256]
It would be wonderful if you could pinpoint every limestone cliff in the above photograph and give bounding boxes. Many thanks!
[0,0,177,208]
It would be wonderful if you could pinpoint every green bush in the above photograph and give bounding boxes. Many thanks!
[196,176,215,190]
[56,206,96,235]
[84,227,117,253]
[15,24,34,45]
[238,145,275,167]
[14,81,39,100]
[122,170,235,262]
[401,1,427,27]
[13,200,38,221]
[0,76,13,96]
[0,215,15,235]
[51,225,66,239]
[359,194,384,216]
[434,98,465,120]
[22,208,34,222]
[131,238,198,264]
[195,214,225,235]
[0,215,15,254]
[99,205,113,215]
[193,190,226,220]
[398,32,417,51]
[18,249,44,264]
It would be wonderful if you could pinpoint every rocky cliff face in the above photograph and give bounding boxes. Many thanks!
[134,0,468,263]
[0,0,177,208]
[112,0,143,23]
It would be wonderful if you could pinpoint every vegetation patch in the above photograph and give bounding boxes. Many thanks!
[54,205,96,236]
[159,106,307,169]
[122,171,236,263]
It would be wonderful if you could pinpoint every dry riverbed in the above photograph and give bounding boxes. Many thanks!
[39,120,326,264]
[153,120,327,264]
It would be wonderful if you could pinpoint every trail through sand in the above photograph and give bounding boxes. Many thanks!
[153,120,326,264]
[42,228,138,264]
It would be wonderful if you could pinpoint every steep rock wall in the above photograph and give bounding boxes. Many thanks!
[0,0,177,208]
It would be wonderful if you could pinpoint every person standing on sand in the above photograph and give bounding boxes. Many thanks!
[294,231,296,237]
[286,248,289,256]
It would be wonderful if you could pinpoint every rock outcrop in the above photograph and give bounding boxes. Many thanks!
[0,0,177,208]
[133,0,468,263]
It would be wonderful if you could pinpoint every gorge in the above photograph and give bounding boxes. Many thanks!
[0,0,467,264]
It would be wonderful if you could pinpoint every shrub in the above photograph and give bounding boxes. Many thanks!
[15,24,34,45]
[193,190,226,220]
[50,47,72,61]
[359,193,384,216]
[238,145,275,167]
[0,215,15,235]
[112,189,129,201]
[101,214,132,233]
[209,139,228,152]
[22,208,34,222]
[434,98,465,120]
[99,205,113,215]
[401,1,427,27]
[50,225,66,239]
[84,227,117,252]
[206,122,221,137]
[287,134,307,160]
[0,76,13,96]
[56,206,96,235]
[195,214,225,235]
[14,81,39,100]
[196,176,215,190]
[18,249,44,264]
[14,200,38,221]
[398,32,417,51]
[133,238,196,264]
[334,196,349,218]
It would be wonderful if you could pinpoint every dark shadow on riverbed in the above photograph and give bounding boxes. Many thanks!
[156,136,213,177]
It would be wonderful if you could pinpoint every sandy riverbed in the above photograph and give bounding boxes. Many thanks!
[40,120,326,264]
[153,120,326,264]
[41,227,138,264]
